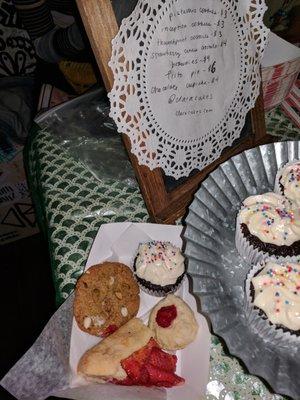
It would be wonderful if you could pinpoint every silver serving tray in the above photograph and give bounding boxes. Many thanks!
[184,141,300,400]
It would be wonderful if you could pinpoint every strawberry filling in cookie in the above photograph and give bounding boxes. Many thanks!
[156,305,177,328]
[101,324,118,337]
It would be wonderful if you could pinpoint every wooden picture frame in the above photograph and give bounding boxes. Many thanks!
[76,0,273,223]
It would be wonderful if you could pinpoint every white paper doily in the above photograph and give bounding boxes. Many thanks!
[109,0,269,179]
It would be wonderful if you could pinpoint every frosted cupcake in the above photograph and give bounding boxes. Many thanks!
[236,192,300,264]
[133,241,186,296]
[246,260,300,336]
[275,161,300,207]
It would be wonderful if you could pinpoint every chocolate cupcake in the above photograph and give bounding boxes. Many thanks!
[246,260,300,337]
[275,161,300,207]
[236,192,300,264]
[133,241,186,297]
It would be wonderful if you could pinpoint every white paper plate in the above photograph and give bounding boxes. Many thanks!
[66,223,211,400]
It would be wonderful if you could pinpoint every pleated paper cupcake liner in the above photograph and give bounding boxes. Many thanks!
[245,260,300,346]
[274,166,285,196]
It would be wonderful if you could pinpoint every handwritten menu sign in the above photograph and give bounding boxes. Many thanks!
[146,1,240,140]
[109,0,266,178]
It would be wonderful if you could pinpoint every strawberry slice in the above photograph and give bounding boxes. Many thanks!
[127,338,158,366]
[146,363,185,387]
[148,347,177,372]
[114,369,151,386]
[119,338,184,387]
[121,338,158,383]
[122,358,142,382]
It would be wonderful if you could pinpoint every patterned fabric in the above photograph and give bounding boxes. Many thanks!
[0,0,36,77]
[281,79,300,129]
[262,57,300,111]
[27,109,300,304]
[206,336,287,400]
[26,127,149,304]
[12,0,84,63]
[13,0,77,39]
[13,0,54,40]
[26,110,298,399]
[266,105,300,139]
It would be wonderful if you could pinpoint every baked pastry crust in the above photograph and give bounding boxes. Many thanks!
[77,318,154,380]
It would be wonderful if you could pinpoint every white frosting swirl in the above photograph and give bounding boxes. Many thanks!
[135,241,185,286]
[279,161,300,207]
[239,192,300,246]
[252,261,300,331]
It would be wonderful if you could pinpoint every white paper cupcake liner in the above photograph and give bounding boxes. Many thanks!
[274,160,298,194]
[235,217,265,264]
[235,216,300,265]
[274,167,284,196]
[245,260,300,345]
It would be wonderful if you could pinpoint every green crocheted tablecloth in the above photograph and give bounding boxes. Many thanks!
[26,126,149,304]
[26,106,299,400]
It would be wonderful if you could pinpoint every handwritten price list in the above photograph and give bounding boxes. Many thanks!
[146,2,239,140]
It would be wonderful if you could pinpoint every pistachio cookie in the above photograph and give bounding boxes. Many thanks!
[74,262,140,336]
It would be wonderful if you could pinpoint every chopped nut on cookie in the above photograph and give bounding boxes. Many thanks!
[74,262,140,336]
[121,306,128,317]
